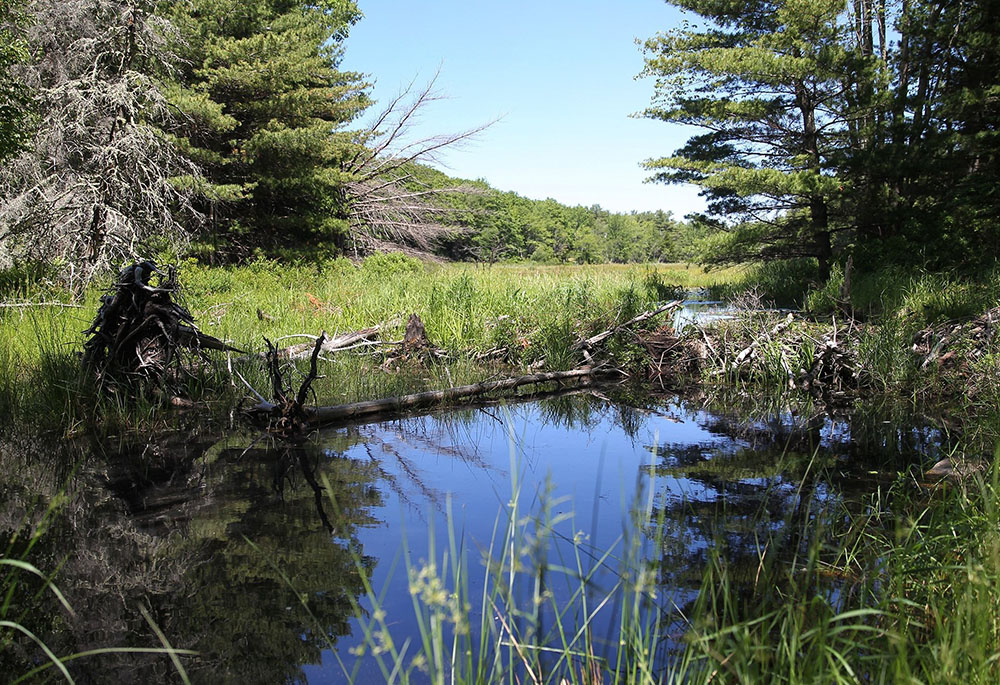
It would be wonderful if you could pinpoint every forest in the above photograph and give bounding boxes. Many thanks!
[1,0,997,284]
[3,1,1000,684]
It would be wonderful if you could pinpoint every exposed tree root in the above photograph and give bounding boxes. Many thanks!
[82,261,242,389]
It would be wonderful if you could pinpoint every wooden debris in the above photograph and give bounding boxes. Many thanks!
[912,306,1000,371]
[640,326,710,382]
[82,261,243,386]
[383,312,447,365]
[403,313,429,350]
[253,334,327,441]
[0,301,83,309]
[574,300,683,351]
[248,367,597,430]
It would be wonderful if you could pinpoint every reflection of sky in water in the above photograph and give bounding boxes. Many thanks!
[302,394,949,682]
[306,399,727,681]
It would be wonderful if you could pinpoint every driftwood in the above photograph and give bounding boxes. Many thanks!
[0,301,83,309]
[574,300,683,351]
[262,316,405,361]
[912,306,1000,371]
[251,334,327,441]
[249,366,598,431]
[274,326,387,360]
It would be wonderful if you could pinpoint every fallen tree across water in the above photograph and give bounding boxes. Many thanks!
[245,333,602,436]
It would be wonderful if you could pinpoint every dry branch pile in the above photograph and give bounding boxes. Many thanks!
[912,306,1000,371]
[82,261,240,386]
[642,310,866,403]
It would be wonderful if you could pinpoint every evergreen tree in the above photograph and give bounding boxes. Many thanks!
[880,0,1000,267]
[641,0,868,278]
[163,0,369,260]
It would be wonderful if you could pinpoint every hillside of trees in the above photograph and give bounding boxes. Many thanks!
[395,165,703,265]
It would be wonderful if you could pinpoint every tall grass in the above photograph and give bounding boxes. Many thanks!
[290,440,1000,684]
[0,259,741,434]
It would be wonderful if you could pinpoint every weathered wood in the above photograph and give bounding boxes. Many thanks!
[271,317,402,360]
[574,300,683,350]
[250,367,597,428]
[82,261,243,385]
[0,301,83,308]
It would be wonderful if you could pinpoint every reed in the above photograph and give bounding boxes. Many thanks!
[291,442,1000,684]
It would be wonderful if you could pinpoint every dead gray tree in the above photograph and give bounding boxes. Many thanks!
[342,72,494,256]
[0,0,201,282]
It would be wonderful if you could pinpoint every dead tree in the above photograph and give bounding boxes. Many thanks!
[0,0,201,281]
[343,72,493,256]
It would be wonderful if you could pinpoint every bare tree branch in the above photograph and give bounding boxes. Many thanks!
[0,0,202,280]
[342,71,495,256]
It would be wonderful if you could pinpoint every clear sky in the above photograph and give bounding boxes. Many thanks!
[339,0,705,218]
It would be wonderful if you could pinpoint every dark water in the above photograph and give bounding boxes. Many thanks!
[0,390,958,683]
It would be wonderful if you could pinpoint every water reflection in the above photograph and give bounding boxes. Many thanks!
[0,389,966,682]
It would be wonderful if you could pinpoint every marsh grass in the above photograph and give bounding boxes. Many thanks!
[0,259,739,434]
[321,448,668,684]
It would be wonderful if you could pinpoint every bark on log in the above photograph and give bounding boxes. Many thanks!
[249,367,597,428]
[267,317,403,360]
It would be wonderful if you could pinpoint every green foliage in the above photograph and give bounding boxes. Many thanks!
[0,0,31,163]
[359,252,424,278]
[713,258,821,308]
[162,0,369,258]
[642,0,858,277]
[644,1,1000,278]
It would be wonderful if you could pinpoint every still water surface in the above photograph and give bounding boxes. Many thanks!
[0,391,951,682]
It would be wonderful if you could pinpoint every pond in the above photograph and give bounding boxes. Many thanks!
[0,389,955,682]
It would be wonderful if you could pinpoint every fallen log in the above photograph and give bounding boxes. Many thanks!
[0,301,83,309]
[267,316,403,360]
[249,367,599,429]
[574,300,683,350]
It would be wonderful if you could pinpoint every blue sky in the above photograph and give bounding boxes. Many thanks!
[339,0,705,217]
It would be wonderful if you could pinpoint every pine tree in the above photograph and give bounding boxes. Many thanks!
[641,0,868,279]
[163,0,370,260]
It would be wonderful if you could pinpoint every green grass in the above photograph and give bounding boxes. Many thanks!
[0,258,741,434]
[303,444,1000,684]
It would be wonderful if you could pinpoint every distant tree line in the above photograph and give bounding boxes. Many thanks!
[393,164,703,265]
[642,0,1000,278]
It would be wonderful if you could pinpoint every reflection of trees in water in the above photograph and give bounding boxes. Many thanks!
[2,388,967,680]
[641,401,953,664]
[160,439,383,683]
[0,430,384,683]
